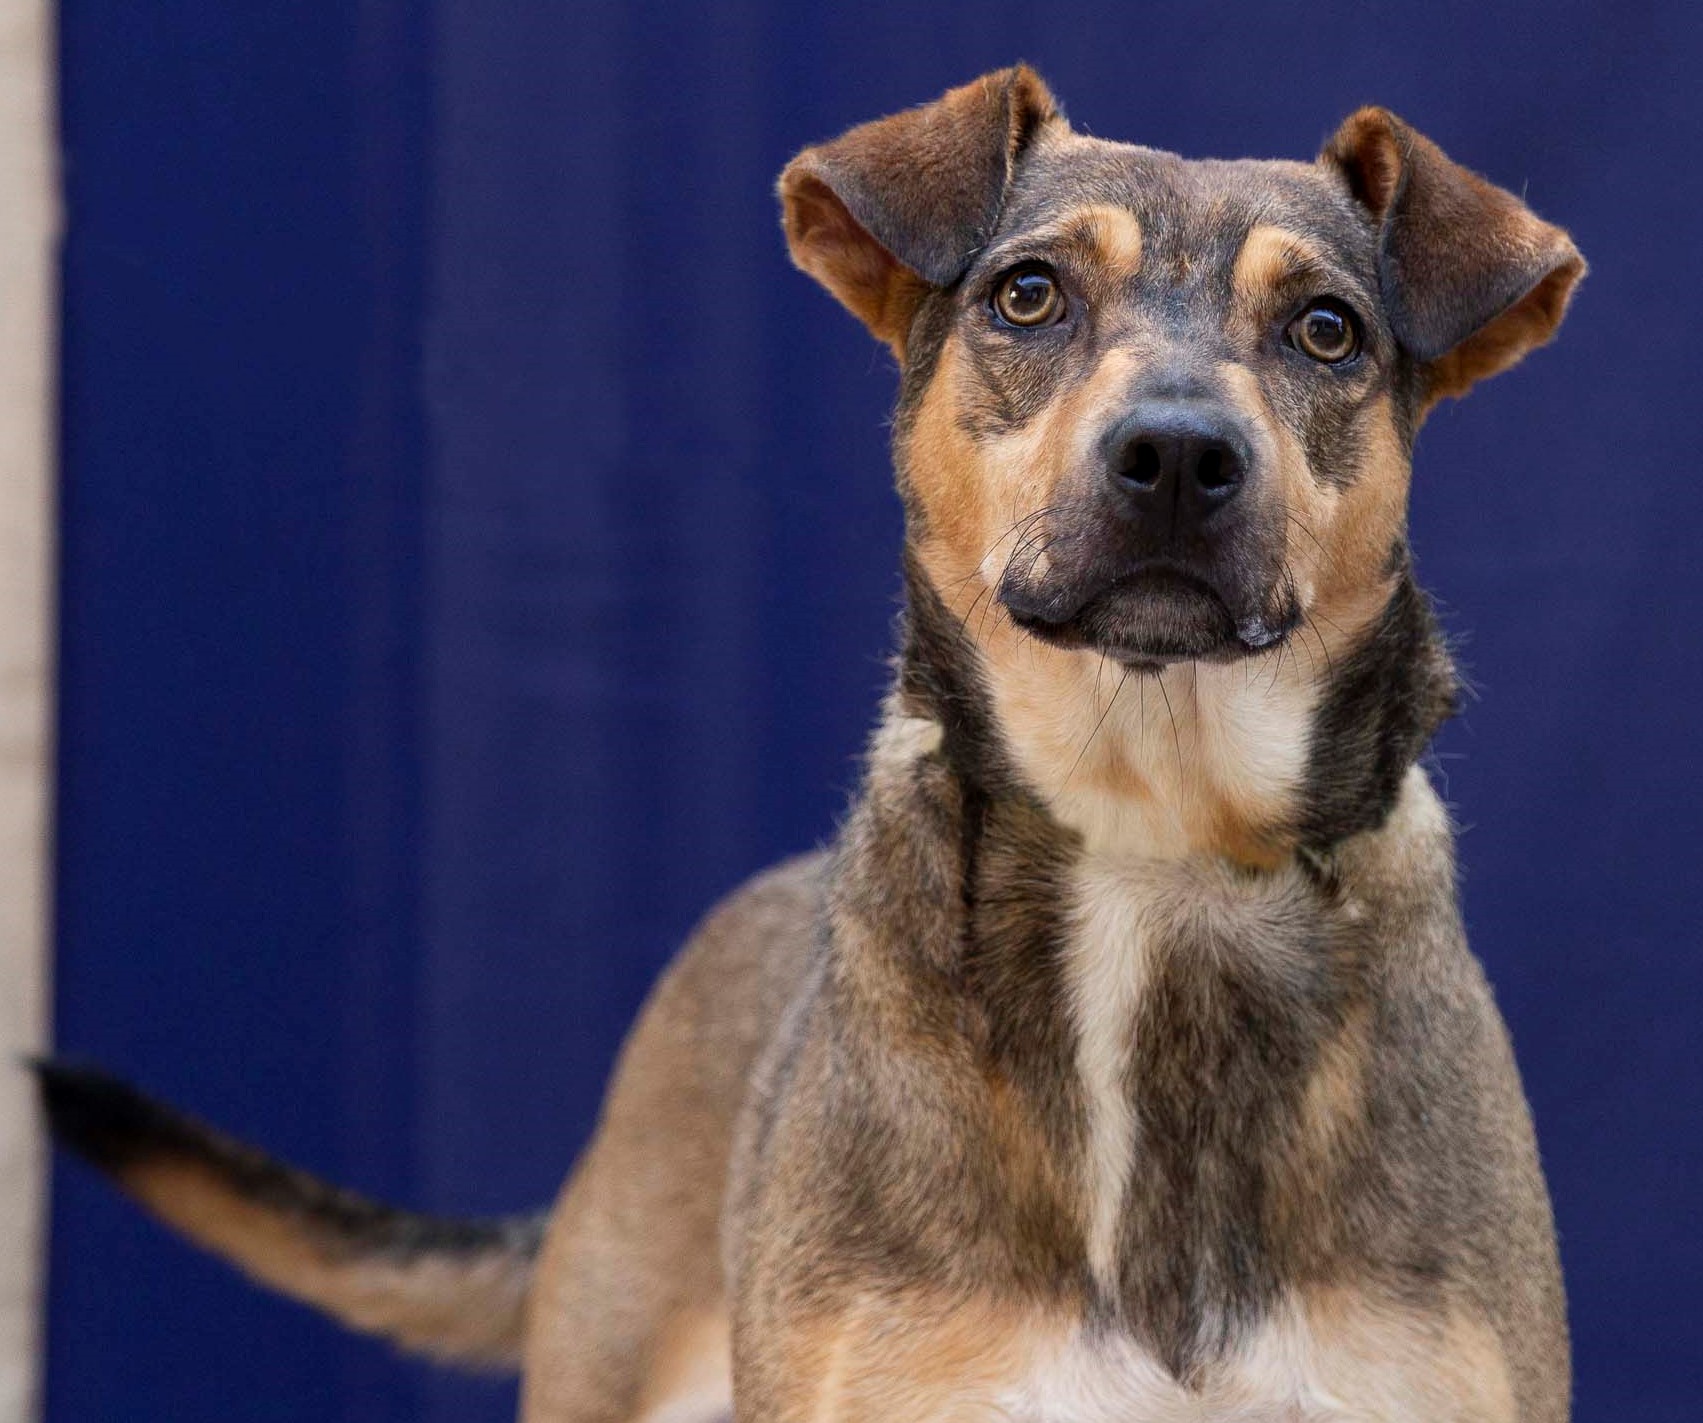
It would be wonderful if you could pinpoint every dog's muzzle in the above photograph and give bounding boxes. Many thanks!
[995,398,1297,667]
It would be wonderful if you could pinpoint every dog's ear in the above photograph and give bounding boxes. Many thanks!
[1322,108,1585,407]
[779,66,1061,355]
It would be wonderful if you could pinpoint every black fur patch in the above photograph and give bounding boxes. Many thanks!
[1296,567,1459,847]
[898,549,1017,793]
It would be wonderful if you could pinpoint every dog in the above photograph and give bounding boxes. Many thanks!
[39,66,1584,1421]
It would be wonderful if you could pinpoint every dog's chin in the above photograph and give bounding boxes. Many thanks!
[1004,569,1297,671]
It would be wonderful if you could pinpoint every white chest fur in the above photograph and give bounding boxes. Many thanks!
[1060,848,1326,1290]
[1061,852,1162,1288]
[995,1297,1515,1422]
[999,1319,1333,1422]
[1034,784,1510,1423]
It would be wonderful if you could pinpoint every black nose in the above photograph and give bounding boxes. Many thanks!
[1103,401,1250,531]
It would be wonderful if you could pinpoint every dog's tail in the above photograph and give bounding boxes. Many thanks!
[33,1059,542,1370]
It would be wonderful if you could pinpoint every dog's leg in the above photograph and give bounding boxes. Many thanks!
[731,1288,1038,1423]
[519,856,823,1422]
[520,1140,729,1423]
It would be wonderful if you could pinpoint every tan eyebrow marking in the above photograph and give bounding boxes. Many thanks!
[1063,203,1145,279]
[1232,224,1332,304]
[986,205,1144,281]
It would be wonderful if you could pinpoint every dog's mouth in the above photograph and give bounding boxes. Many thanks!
[1000,565,1298,670]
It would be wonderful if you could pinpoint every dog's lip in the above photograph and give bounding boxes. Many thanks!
[1001,564,1297,665]
[1101,565,1221,606]
[1003,562,1227,633]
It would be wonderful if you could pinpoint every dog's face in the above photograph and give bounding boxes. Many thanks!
[781,70,1582,674]
[905,135,1401,670]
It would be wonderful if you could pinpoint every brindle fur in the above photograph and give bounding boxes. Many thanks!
[41,66,1583,1422]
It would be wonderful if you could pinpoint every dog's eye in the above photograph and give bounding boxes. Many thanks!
[992,265,1065,328]
[1286,300,1360,364]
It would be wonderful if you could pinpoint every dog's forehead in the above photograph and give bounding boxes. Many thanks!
[992,131,1374,273]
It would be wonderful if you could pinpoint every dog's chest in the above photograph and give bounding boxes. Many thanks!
[1056,850,1344,1298]
[996,1321,1336,1422]
[1061,853,1166,1287]
[989,1299,1507,1423]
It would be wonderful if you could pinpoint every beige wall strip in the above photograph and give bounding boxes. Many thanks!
[0,0,56,1418]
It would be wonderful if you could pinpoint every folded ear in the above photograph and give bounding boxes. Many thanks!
[778,66,1061,355]
[1322,108,1585,407]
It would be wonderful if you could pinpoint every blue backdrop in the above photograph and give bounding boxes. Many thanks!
[48,3,1700,1419]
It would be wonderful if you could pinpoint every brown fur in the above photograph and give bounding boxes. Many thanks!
[42,67,1585,1423]
[519,856,822,1422]
[32,1059,543,1368]
[1323,106,1585,409]
[779,69,1059,355]
[118,1155,534,1367]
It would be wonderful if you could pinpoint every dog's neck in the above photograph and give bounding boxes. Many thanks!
[896,549,1457,866]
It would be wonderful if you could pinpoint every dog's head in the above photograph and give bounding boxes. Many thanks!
[780,69,1582,858]
[781,68,1582,673]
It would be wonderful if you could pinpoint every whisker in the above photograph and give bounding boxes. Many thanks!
[948,504,1058,601]
[1264,633,1288,697]
[1302,615,1335,678]
[1063,667,1131,790]
[1308,608,1350,643]
[1285,509,1329,562]
[1005,526,1058,579]
[1292,622,1319,680]
[955,582,994,643]
[976,583,1007,644]
[1155,670,1184,780]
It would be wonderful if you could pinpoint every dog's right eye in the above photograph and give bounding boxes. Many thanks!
[1286,299,1361,364]
[991,265,1065,328]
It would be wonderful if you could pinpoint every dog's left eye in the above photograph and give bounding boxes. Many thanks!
[1286,300,1361,364]
[991,265,1065,328]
